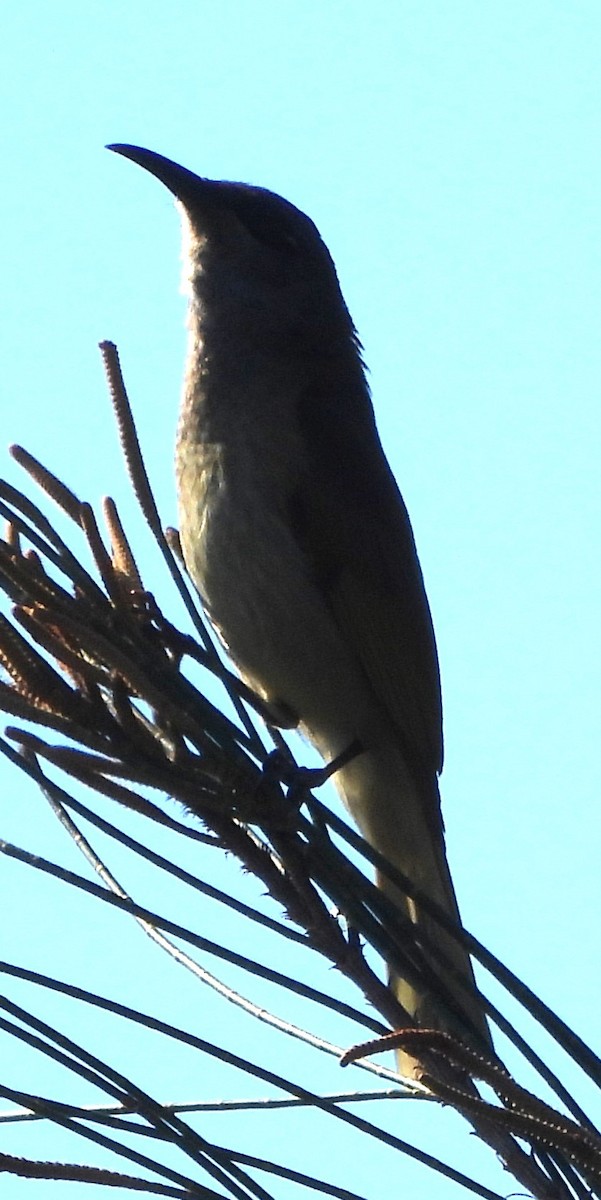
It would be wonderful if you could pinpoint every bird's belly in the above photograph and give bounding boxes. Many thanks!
[178,472,381,758]
[186,485,296,693]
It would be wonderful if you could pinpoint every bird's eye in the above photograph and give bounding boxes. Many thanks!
[228,190,304,254]
[241,213,301,253]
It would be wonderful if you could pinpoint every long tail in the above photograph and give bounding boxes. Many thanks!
[334,743,492,1079]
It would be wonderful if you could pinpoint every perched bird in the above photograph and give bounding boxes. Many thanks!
[109,145,491,1076]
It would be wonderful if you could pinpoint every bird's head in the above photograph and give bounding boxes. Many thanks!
[108,144,353,347]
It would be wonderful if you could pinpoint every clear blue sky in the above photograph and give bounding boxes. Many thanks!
[1,4,600,1198]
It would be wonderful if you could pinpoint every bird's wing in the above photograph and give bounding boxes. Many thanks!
[291,374,443,826]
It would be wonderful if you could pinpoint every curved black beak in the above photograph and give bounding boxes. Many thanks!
[107,144,211,204]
